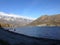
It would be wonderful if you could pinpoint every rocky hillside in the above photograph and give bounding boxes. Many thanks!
[0,14,33,27]
[28,14,60,26]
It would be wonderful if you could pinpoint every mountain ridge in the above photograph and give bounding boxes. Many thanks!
[0,12,36,20]
[28,14,60,26]
[0,14,34,27]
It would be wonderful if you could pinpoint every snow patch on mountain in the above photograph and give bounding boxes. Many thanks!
[0,12,36,20]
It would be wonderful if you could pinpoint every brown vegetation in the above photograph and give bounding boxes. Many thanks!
[28,14,60,26]
[0,22,14,27]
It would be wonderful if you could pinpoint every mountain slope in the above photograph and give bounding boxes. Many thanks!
[0,14,33,27]
[28,14,60,26]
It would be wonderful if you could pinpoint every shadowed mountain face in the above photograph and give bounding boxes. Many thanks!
[28,14,60,26]
[0,15,33,27]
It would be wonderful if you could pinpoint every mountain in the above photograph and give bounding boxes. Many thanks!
[0,14,33,27]
[28,14,60,26]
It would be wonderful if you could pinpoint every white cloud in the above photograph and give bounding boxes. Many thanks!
[0,12,36,20]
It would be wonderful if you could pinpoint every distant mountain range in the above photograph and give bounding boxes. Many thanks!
[0,14,33,27]
[28,14,60,26]
[0,14,60,27]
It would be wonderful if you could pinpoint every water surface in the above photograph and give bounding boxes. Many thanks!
[4,26,60,40]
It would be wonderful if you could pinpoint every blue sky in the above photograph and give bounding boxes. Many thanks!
[0,0,60,18]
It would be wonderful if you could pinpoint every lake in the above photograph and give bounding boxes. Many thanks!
[4,26,60,40]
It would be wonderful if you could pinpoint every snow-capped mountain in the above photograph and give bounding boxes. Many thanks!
[0,12,35,27]
[0,14,33,22]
